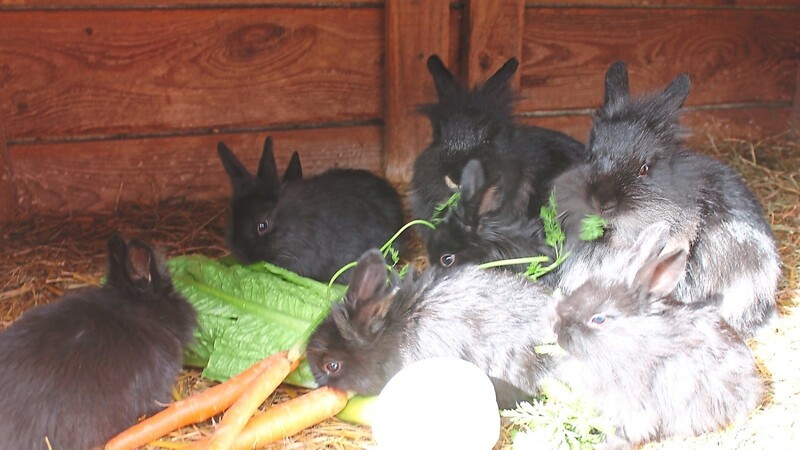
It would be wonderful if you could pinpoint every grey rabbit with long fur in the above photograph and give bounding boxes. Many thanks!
[553,222,765,449]
[410,55,585,233]
[551,61,780,337]
[218,136,405,283]
[0,235,196,450]
[306,249,558,409]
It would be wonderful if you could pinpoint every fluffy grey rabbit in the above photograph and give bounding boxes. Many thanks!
[306,249,558,408]
[550,61,780,337]
[553,222,765,449]
[0,235,197,450]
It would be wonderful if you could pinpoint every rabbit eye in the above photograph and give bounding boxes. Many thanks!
[589,314,606,325]
[256,220,270,236]
[638,163,650,177]
[440,254,455,267]
[324,361,341,374]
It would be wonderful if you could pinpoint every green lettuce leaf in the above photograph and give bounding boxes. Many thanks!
[167,255,347,388]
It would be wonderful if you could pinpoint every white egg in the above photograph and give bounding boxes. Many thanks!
[371,357,501,450]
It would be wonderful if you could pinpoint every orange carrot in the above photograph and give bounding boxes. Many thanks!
[228,386,349,449]
[203,353,300,450]
[104,351,294,450]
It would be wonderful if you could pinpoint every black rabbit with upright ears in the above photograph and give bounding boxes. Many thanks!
[0,236,196,450]
[218,136,405,284]
[409,55,585,232]
[551,61,780,337]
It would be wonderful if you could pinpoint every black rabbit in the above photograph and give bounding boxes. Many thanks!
[218,136,405,283]
[426,158,553,272]
[306,249,558,409]
[551,61,780,337]
[0,235,196,450]
[553,222,765,449]
[409,54,586,234]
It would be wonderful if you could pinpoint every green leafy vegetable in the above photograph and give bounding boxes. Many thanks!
[502,378,614,450]
[430,192,461,225]
[523,192,570,281]
[580,215,607,241]
[168,255,346,387]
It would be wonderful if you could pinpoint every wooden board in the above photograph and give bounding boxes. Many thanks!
[519,8,800,112]
[0,1,383,6]
[0,8,383,141]
[520,106,793,144]
[0,124,13,222]
[525,1,800,6]
[465,0,524,89]
[9,126,382,214]
[384,0,451,183]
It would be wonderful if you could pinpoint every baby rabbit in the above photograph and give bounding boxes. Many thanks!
[553,222,765,449]
[218,136,405,283]
[409,54,585,233]
[551,61,780,337]
[426,158,553,272]
[306,249,557,409]
[0,235,197,450]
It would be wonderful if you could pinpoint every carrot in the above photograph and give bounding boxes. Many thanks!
[104,351,294,450]
[202,352,300,450]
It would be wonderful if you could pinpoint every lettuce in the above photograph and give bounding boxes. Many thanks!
[168,255,346,388]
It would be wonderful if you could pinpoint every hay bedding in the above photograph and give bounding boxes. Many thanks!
[0,134,797,449]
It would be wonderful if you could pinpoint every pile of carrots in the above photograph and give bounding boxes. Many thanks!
[105,350,349,450]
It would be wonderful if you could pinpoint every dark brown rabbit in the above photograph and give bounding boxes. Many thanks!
[218,136,405,283]
[0,235,196,450]
[307,249,558,409]
[553,222,765,449]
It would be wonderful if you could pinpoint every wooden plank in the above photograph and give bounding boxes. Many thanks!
[465,0,524,90]
[519,106,793,144]
[0,1,382,7]
[792,63,800,138]
[9,126,382,214]
[519,8,800,112]
[525,1,800,6]
[0,123,14,222]
[384,0,450,183]
[0,8,382,141]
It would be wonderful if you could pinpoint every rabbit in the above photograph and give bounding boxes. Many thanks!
[306,248,559,409]
[426,158,554,273]
[409,54,586,236]
[553,222,765,449]
[0,235,197,450]
[217,136,406,284]
[550,61,780,337]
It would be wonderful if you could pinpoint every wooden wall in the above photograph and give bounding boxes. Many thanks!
[0,0,798,221]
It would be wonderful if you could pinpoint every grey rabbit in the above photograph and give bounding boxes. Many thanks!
[409,54,585,235]
[306,249,558,409]
[553,222,765,449]
[218,136,405,283]
[551,61,780,337]
[0,235,197,450]
[426,158,553,272]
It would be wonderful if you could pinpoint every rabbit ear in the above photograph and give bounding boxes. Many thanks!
[603,61,631,108]
[633,248,688,302]
[106,234,129,285]
[427,54,459,100]
[125,238,155,285]
[341,249,393,341]
[282,151,303,183]
[460,159,486,203]
[484,57,519,89]
[217,142,256,195]
[256,136,281,192]
[659,73,691,112]
[623,221,671,283]
[460,159,501,218]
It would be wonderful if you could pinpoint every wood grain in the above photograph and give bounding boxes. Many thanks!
[792,63,800,137]
[525,0,800,6]
[518,8,800,112]
[384,0,450,183]
[9,126,382,214]
[465,0,524,90]
[0,0,382,7]
[519,106,793,144]
[0,123,13,222]
[0,8,383,141]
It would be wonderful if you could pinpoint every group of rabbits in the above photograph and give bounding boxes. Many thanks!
[0,56,779,450]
